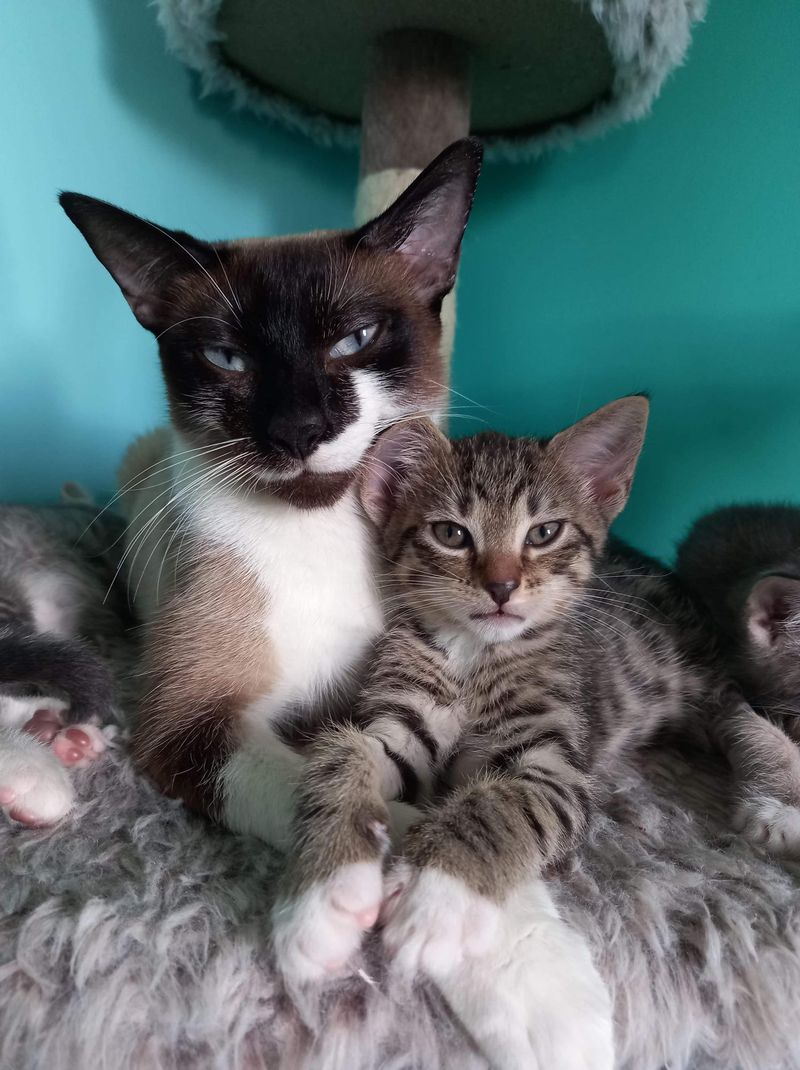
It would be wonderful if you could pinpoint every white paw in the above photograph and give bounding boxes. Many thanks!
[734,794,800,856]
[0,728,75,826]
[273,860,383,985]
[435,880,614,1070]
[381,864,500,981]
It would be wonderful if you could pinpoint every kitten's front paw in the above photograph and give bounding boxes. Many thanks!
[734,793,800,857]
[273,860,384,985]
[381,862,499,981]
[0,729,75,827]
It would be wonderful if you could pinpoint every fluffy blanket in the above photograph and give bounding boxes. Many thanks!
[3,645,800,1069]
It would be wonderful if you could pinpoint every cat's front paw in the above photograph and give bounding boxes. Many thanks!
[381,862,499,981]
[0,729,75,827]
[734,793,800,857]
[273,860,384,986]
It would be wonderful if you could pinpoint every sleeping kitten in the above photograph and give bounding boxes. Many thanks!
[678,504,800,847]
[0,492,121,825]
[274,398,800,998]
[60,139,483,848]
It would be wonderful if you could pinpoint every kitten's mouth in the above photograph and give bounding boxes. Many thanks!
[471,609,524,623]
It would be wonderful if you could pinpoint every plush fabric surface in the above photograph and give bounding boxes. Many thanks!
[154,0,707,162]
[3,633,800,1070]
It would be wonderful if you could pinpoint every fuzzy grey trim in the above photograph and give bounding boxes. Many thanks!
[154,0,706,162]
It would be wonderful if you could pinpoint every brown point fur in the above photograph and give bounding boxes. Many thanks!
[132,546,273,816]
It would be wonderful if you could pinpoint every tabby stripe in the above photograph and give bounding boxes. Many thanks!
[383,703,439,760]
[380,742,419,802]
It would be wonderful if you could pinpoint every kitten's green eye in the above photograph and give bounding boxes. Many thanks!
[432,521,471,550]
[525,521,563,547]
[202,347,249,373]
[329,323,379,358]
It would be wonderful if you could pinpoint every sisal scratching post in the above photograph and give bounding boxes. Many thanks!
[356,31,471,384]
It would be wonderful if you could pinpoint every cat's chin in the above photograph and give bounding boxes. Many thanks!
[468,612,530,643]
[257,470,356,509]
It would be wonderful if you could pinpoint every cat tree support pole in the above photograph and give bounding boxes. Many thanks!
[355,31,471,383]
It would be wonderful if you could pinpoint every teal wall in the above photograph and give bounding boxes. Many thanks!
[1,1,798,561]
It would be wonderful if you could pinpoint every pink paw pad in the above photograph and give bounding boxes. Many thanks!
[51,725,107,768]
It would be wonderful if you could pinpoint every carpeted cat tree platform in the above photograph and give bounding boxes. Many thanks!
[9,2,800,1069]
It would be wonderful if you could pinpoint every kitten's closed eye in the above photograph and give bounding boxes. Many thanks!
[525,521,563,547]
[329,323,380,359]
[202,347,250,374]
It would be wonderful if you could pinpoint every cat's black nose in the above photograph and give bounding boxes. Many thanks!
[267,412,327,461]
[485,580,519,606]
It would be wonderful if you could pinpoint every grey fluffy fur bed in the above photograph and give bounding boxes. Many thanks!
[4,622,800,1069]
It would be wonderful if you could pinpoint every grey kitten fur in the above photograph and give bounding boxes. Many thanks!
[677,504,800,709]
[677,505,800,844]
[286,403,800,920]
[0,493,126,726]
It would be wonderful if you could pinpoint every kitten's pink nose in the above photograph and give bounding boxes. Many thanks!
[485,580,519,607]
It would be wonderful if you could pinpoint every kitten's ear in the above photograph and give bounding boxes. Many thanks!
[550,396,649,523]
[359,418,450,528]
[59,193,213,332]
[746,575,800,650]
[356,138,483,304]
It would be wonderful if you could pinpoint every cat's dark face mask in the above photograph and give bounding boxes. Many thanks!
[60,139,482,506]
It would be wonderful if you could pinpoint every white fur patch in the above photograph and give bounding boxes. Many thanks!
[734,794,800,857]
[0,694,68,729]
[381,865,500,979]
[434,879,615,1070]
[305,371,391,475]
[0,728,74,825]
[273,860,384,986]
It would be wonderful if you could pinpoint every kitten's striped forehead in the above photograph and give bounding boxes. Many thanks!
[449,433,551,516]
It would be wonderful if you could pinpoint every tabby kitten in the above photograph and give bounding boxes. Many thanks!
[678,505,800,848]
[0,491,120,825]
[274,397,800,990]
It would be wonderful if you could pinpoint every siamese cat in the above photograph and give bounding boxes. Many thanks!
[60,139,483,846]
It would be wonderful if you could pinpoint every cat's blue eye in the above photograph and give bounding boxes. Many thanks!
[329,323,379,359]
[202,347,249,373]
[525,521,563,547]
[432,521,471,550]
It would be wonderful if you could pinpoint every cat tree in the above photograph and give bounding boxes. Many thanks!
[156,0,706,369]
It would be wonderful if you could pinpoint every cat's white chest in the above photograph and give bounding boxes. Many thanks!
[191,486,382,721]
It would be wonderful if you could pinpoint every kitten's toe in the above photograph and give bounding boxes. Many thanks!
[22,707,66,744]
[734,794,800,856]
[273,860,384,986]
[0,729,75,826]
[382,864,499,981]
[51,724,107,768]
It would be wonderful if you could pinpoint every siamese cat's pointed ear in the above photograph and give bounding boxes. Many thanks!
[359,418,450,527]
[746,575,800,650]
[356,137,483,304]
[59,193,213,332]
[550,395,649,523]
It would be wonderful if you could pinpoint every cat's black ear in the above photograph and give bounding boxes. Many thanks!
[59,193,214,332]
[550,396,649,523]
[359,418,450,528]
[355,138,483,304]
[745,575,800,650]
